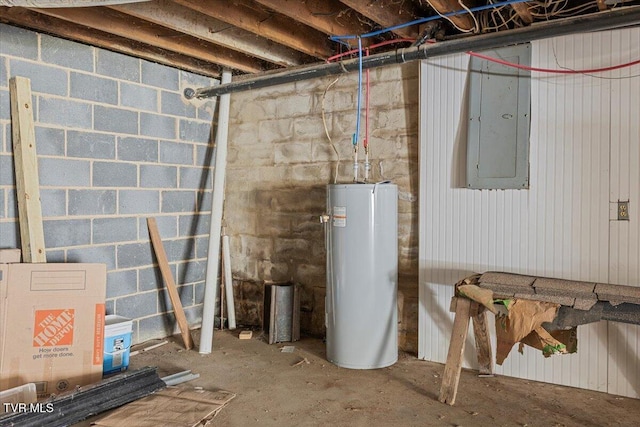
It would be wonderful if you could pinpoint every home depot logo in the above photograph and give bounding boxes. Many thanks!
[33,309,75,347]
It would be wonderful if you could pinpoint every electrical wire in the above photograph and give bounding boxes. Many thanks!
[330,0,532,41]
[467,51,640,74]
[322,77,342,184]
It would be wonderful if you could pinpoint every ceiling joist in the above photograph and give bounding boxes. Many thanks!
[338,0,424,39]
[30,6,267,73]
[110,0,310,67]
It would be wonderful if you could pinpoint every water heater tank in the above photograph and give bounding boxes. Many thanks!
[325,182,398,369]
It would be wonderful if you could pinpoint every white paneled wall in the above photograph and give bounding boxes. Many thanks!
[418,28,639,398]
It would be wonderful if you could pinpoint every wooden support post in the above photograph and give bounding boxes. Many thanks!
[439,297,472,405]
[9,77,46,263]
[147,218,194,350]
[471,302,494,376]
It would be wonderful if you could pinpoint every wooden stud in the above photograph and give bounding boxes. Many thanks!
[9,77,46,263]
[471,302,494,376]
[147,218,194,350]
[439,297,472,405]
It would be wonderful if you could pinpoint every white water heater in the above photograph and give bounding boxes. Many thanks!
[324,182,398,369]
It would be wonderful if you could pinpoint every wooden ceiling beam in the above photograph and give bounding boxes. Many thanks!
[174,0,333,59]
[110,0,309,67]
[338,0,423,39]
[29,6,266,73]
[253,0,373,47]
[0,7,220,77]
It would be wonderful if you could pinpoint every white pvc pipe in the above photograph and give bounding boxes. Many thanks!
[222,234,236,330]
[200,70,232,354]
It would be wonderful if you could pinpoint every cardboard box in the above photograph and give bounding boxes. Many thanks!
[0,263,106,397]
[0,249,21,264]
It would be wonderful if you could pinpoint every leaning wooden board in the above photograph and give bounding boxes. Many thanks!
[9,76,46,263]
[147,217,194,350]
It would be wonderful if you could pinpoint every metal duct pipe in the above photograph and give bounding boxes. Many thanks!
[185,6,640,99]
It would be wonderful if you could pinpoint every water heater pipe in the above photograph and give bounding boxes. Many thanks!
[184,7,640,99]
[200,70,232,354]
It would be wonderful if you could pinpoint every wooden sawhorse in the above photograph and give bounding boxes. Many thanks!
[438,296,493,405]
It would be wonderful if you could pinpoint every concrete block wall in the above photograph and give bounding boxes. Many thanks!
[226,64,420,353]
[0,24,217,344]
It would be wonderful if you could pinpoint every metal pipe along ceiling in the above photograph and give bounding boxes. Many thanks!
[185,6,640,99]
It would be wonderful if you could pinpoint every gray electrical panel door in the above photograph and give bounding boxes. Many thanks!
[467,43,531,189]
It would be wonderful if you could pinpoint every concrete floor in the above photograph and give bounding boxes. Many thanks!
[86,328,640,427]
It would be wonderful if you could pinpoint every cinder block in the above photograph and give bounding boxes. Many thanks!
[274,142,312,164]
[0,188,4,219]
[0,154,15,186]
[595,283,640,301]
[196,101,215,122]
[0,90,9,121]
[177,260,206,285]
[34,126,65,156]
[67,245,116,270]
[68,130,116,159]
[160,140,193,165]
[115,291,158,319]
[179,166,211,189]
[480,272,536,288]
[138,265,165,292]
[45,250,65,262]
[161,190,196,213]
[178,119,211,143]
[105,300,115,316]
[117,136,158,162]
[0,24,38,60]
[120,82,158,112]
[142,60,179,91]
[93,217,138,244]
[162,237,196,263]
[0,221,19,247]
[68,189,116,216]
[534,278,595,295]
[39,97,92,129]
[10,60,68,96]
[196,190,212,213]
[140,112,176,139]
[70,72,117,104]
[161,91,196,118]
[93,161,137,187]
[178,214,210,237]
[39,158,91,187]
[193,282,205,305]
[119,190,159,214]
[141,214,177,239]
[41,34,94,72]
[137,313,175,343]
[117,242,154,269]
[94,105,138,134]
[5,188,15,219]
[43,219,91,248]
[195,236,209,259]
[0,58,7,88]
[160,284,194,312]
[106,269,138,299]
[97,49,140,82]
[195,144,214,167]
[180,70,214,90]
[140,164,177,188]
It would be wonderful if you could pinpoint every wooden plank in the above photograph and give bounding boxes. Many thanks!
[471,302,494,375]
[111,0,308,67]
[147,217,194,350]
[254,0,373,47]
[175,0,332,59]
[0,7,220,78]
[438,297,471,405]
[30,6,265,73]
[339,0,422,39]
[9,76,46,263]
